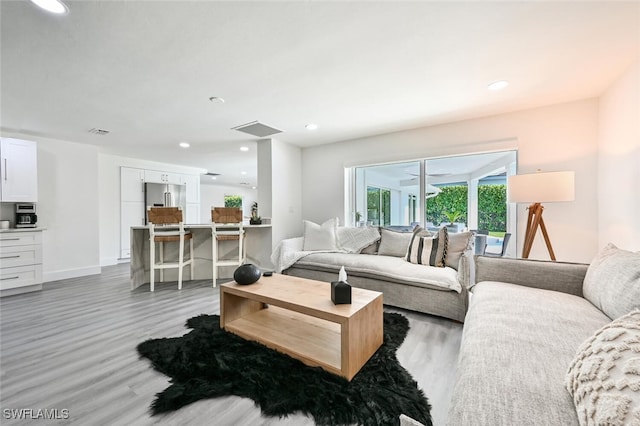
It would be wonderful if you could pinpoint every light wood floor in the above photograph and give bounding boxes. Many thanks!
[0,264,463,426]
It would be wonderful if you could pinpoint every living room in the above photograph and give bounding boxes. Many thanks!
[1,1,638,425]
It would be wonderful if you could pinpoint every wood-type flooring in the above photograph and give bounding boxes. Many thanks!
[0,264,462,426]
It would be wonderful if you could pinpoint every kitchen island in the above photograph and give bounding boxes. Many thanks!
[130,224,272,290]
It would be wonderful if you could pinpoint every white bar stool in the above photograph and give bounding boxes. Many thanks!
[148,207,194,291]
[211,207,245,287]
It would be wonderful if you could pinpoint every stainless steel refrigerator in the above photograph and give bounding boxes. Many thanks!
[144,183,186,224]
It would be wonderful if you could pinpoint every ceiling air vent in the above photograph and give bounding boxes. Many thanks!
[204,172,220,177]
[88,128,110,135]
[232,121,282,137]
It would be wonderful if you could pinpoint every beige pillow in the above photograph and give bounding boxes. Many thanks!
[565,310,640,426]
[405,227,448,267]
[445,231,472,270]
[583,243,640,320]
[302,218,338,251]
[377,228,414,257]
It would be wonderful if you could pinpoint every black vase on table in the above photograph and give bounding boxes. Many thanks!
[233,264,262,285]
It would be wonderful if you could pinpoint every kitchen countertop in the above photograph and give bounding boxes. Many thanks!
[131,223,271,230]
[0,227,46,233]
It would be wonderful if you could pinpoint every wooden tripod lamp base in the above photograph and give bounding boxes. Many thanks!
[509,171,575,261]
[522,202,556,260]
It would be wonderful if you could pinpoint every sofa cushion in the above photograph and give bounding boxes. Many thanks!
[378,228,414,257]
[293,252,462,293]
[446,231,472,269]
[565,310,640,426]
[405,227,447,267]
[583,243,640,320]
[302,218,338,251]
[447,281,611,426]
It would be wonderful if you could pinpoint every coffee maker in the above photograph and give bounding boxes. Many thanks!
[16,203,37,228]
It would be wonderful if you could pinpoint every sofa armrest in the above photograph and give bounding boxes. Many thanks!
[456,251,472,291]
[474,255,588,297]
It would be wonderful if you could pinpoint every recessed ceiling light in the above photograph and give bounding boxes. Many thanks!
[179,142,190,148]
[488,80,509,91]
[305,123,318,130]
[252,186,257,190]
[209,96,225,104]
[240,146,249,152]
[211,176,217,180]
[241,171,247,175]
[30,0,68,14]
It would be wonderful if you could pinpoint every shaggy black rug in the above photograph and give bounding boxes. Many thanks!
[137,312,432,426]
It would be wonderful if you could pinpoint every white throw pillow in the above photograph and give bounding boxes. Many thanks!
[565,310,640,426]
[302,218,339,251]
[583,243,640,320]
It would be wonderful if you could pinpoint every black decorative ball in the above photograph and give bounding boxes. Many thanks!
[233,264,262,285]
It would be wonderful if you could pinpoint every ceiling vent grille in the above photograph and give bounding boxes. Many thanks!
[204,172,221,176]
[232,121,282,137]
[88,128,110,135]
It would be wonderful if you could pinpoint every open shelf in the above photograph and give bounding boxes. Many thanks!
[224,305,342,374]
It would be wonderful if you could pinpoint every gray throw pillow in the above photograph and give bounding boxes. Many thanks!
[445,231,472,270]
[583,243,640,320]
[377,228,414,257]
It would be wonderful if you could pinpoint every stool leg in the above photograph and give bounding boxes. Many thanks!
[190,238,194,279]
[178,236,184,290]
[212,236,217,287]
[159,242,164,282]
[150,239,155,292]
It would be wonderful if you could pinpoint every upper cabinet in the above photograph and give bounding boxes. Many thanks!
[144,170,182,185]
[0,138,38,202]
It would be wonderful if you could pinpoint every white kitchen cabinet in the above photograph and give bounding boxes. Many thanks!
[181,174,200,203]
[0,138,38,202]
[120,201,145,258]
[186,203,200,224]
[144,170,182,185]
[0,230,43,295]
[121,167,145,202]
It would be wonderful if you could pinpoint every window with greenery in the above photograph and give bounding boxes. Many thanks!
[367,187,391,226]
[224,195,242,209]
[425,185,468,225]
[478,184,507,233]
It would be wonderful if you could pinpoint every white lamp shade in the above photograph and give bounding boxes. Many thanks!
[508,171,575,203]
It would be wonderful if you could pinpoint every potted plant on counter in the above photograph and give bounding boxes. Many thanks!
[250,202,262,225]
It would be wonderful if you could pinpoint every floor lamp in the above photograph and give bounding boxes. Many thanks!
[508,171,575,260]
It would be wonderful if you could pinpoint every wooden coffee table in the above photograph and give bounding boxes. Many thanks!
[220,273,383,381]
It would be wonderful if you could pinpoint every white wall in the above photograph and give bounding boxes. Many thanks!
[18,135,102,281]
[598,59,640,252]
[271,139,303,246]
[97,153,205,266]
[302,99,600,263]
[199,183,257,222]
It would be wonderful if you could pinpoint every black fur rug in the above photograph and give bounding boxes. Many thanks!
[137,312,432,426]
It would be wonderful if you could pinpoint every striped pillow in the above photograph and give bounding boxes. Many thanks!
[405,227,448,267]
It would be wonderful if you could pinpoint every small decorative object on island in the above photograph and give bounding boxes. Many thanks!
[331,266,351,304]
[233,263,261,285]
[250,202,262,225]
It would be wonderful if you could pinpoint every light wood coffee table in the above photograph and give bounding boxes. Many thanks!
[220,273,383,381]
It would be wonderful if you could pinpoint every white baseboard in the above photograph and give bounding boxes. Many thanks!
[44,265,102,283]
[100,257,119,267]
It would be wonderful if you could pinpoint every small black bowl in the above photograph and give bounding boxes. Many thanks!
[233,264,262,285]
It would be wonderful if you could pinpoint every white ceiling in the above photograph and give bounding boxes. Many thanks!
[1,1,638,188]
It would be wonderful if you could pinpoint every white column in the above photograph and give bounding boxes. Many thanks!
[468,178,479,231]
